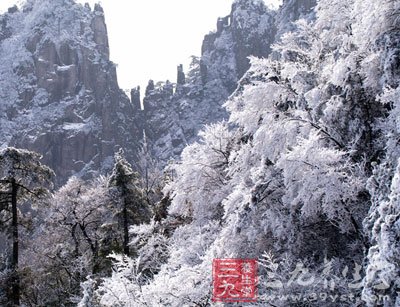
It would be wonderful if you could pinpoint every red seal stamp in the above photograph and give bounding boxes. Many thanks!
[212,258,258,303]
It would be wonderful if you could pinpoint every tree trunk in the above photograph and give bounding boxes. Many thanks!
[123,200,129,256]
[71,223,81,295]
[10,178,20,306]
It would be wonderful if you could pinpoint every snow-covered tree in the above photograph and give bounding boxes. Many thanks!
[22,176,109,305]
[108,149,152,257]
[363,159,400,306]
[0,147,53,306]
[82,0,400,305]
[134,140,164,208]
[87,254,147,307]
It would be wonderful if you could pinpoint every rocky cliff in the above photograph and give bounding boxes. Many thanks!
[0,0,317,182]
[0,0,140,184]
[141,0,317,162]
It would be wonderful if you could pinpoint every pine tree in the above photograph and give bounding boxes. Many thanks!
[0,147,53,306]
[108,149,151,256]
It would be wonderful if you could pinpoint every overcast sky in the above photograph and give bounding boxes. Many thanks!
[0,0,281,92]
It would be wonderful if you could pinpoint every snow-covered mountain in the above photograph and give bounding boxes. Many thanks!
[0,0,317,182]
[0,0,141,184]
[139,0,316,162]
[1,0,400,306]
[93,0,400,305]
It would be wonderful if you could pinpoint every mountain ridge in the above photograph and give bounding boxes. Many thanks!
[0,0,317,183]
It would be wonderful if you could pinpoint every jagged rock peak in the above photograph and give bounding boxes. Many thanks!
[140,0,317,165]
[15,0,109,58]
[23,0,76,11]
[145,80,174,98]
[130,86,141,111]
[7,5,18,14]
[275,0,317,38]
[200,0,276,87]
[217,16,230,33]
[145,80,155,96]
[94,3,104,12]
[91,3,109,57]
[0,0,139,184]
[177,64,185,85]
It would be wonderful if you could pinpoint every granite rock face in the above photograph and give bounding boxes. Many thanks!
[0,0,140,184]
[275,0,316,39]
[230,0,277,78]
[141,0,317,163]
[0,0,317,183]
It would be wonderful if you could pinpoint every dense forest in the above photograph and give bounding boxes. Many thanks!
[1,0,400,306]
